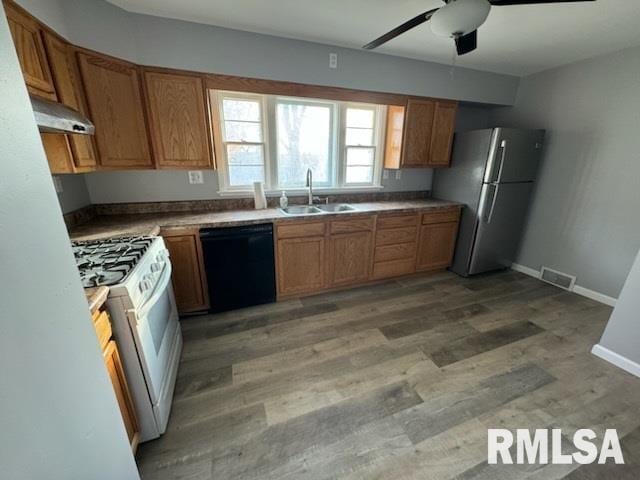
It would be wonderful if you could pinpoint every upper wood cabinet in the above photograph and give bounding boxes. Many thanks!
[383,105,406,170]
[4,0,56,100]
[78,52,153,169]
[40,133,74,174]
[386,99,458,169]
[144,71,214,169]
[43,33,98,172]
[161,229,209,314]
[429,102,457,167]
[401,98,436,168]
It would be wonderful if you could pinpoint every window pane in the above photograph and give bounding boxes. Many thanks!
[346,147,375,166]
[224,120,262,142]
[346,127,373,146]
[277,102,332,187]
[226,144,264,186]
[346,108,374,128]
[346,166,374,184]
[222,98,261,121]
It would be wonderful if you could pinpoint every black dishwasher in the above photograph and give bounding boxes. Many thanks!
[200,224,276,313]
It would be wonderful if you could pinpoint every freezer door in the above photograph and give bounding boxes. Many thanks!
[483,128,545,183]
[468,182,535,275]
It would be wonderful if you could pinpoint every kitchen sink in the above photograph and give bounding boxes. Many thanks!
[317,203,357,213]
[280,205,324,216]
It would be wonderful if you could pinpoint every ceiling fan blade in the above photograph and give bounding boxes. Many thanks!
[363,8,439,50]
[455,30,477,56]
[489,0,595,5]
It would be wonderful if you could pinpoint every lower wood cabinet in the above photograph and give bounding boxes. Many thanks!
[276,235,326,296]
[274,209,459,298]
[103,340,139,451]
[92,307,139,452]
[161,228,209,314]
[416,211,461,272]
[329,231,373,287]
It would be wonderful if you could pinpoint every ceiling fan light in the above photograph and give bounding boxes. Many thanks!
[430,0,491,38]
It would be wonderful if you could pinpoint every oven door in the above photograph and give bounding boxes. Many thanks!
[126,263,179,404]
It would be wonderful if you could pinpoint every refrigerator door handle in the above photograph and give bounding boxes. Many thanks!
[495,140,507,183]
[479,183,499,224]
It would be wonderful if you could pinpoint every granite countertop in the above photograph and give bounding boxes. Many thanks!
[69,199,462,241]
[85,286,109,314]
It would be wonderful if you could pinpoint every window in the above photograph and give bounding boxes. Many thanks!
[218,93,268,188]
[213,90,385,192]
[344,106,377,185]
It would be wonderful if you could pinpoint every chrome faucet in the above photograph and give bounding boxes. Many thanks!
[306,168,313,206]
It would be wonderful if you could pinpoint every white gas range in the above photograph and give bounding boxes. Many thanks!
[73,235,182,442]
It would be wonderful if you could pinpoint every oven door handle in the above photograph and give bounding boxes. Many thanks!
[135,264,173,320]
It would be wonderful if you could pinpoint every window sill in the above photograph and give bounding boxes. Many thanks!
[217,185,385,198]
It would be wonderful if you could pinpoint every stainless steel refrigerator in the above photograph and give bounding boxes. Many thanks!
[432,128,545,276]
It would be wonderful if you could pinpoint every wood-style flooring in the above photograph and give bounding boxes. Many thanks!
[136,270,640,479]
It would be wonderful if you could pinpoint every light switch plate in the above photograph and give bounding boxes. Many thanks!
[382,170,389,180]
[188,171,204,184]
[53,176,63,193]
[395,170,402,180]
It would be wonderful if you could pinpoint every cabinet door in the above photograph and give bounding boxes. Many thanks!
[428,102,457,167]
[276,237,325,296]
[103,340,139,452]
[163,233,209,313]
[329,231,372,287]
[41,133,74,174]
[78,52,152,169]
[43,34,98,171]
[401,98,435,167]
[144,71,213,169]
[416,222,459,272]
[4,1,56,99]
[383,105,405,169]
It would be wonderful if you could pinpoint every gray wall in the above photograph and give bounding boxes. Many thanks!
[596,248,640,371]
[0,5,139,479]
[55,174,91,213]
[492,45,640,298]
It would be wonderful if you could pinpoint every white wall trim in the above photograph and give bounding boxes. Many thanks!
[572,285,617,307]
[511,263,617,307]
[591,344,640,378]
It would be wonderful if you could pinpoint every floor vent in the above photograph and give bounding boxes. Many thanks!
[540,267,576,291]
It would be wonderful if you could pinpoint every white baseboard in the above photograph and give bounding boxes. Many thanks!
[572,285,617,307]
[510,263,617,307]
[591,344,640,378]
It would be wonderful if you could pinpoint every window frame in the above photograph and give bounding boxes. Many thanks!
[340,103,385,187]
[214,90,271,191]
[211,90,387,194]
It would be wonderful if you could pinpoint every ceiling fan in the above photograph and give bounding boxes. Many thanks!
[363,0,596,56]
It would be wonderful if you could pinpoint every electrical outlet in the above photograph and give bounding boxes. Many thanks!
[52,176,63,193]
[329,53,338,69]
[382,170,389,180]
[395,170,402,180]
[188,171,204,184]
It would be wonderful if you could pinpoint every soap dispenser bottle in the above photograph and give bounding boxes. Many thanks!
[279,191,288,208]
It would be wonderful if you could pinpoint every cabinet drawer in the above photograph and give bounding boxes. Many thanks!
[277,222,326,239]
[372,259,416,280]
[374,242,416,263]
[422,209,460,225]
[330,217,374,234]
[93,310,112,351]
[376,214,418,230]
[375,226,417,246]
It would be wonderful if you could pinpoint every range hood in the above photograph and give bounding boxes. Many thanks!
[30,95,95,135]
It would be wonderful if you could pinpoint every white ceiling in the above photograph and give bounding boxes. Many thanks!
[106,0,640,77]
